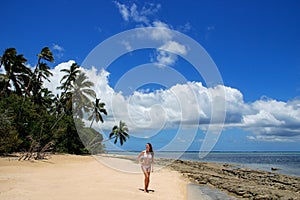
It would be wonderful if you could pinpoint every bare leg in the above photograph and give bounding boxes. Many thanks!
[145,171,151,192]
[141,167,149,192]
[144,176,148,192]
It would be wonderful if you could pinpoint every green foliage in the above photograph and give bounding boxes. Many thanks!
[0,109,21,153]
[109,121,130,146]
[0,47,126,155]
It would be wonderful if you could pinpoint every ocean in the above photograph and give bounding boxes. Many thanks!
[107,151,300,177]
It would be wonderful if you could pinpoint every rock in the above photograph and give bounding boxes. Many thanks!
[243,193,252,198]
[253,194,271,200]
[160,158,300,200]
[271,167,281,171]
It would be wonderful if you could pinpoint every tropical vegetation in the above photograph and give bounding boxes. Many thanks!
[0,47,129,157]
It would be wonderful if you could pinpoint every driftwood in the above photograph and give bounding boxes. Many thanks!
[18,136,54,161]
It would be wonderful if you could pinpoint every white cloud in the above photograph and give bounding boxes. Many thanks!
[52,44,64,52]
[154,51,178,67]
[114,2,188,67]
[44,62,300,142]
[114,1,160,25]
[178,22,192,32]
[114,1,130,21]
[150,21,173,41]
[43,60,76,95]
[154,41,188,67]
[159,41,187,55]
[120,40,133,51]
[147,22,188,67]
[52,44,65,59]
[242,110,284,126]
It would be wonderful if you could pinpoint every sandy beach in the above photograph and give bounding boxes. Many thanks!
[1,154,299,200]
[0,154,187,200]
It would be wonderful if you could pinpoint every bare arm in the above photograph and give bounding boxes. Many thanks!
[137,151,144,163]
[151,154,154,172]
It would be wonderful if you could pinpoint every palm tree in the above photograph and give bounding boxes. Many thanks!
[88,98,107,128]
[50,63,80,130]
[72,72,97,118]
[55,62,81,116]
[57,63,80,93]
[51,65,96,130]
[36,47,54,82]
[108,121,129,146]
[24,47,54,99]
[39,88,55,111]
[0,48,31,96]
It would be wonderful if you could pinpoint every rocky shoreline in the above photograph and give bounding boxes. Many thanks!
[100,154,300,199]
[157,158,300,200]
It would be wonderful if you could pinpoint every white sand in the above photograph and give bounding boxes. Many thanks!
[0,154,187,200]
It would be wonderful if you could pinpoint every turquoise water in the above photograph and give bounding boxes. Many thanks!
[178,151,300,177]
[108,151,300,177]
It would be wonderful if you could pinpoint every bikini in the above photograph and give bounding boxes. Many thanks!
[141,151,153,171]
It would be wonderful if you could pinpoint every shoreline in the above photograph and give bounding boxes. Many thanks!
[105,151,300,177]
[162,158,300,199]
[103,154,300,199]
[1,153,299,199]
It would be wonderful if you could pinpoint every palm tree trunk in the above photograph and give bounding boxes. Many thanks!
[90,116,95,128]
[50,113,65,130]
[102,135,116,143]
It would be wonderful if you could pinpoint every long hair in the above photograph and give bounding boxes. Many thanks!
[147,143,154,156]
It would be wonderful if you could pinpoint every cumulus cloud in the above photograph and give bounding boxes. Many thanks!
[159,41,187,55]
[153,40,188,67]
[241,99,300,141]
[44,61,300,142]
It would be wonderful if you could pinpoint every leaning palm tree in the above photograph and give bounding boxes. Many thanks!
[108,121,129,146]
[36,47,54,82]
[0,48,31,96]
[88,98,107,128]
[24,47,54,99]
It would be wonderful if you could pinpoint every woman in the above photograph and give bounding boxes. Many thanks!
[137,143,154,193]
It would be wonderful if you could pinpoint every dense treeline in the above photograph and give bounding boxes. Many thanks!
[0,47,129,156]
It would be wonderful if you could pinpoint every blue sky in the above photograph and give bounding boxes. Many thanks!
[1,0,300,152]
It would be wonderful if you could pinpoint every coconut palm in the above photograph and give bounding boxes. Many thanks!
[88,98,107,128]
[55,63,81,115]
[0,48,31,96]
[36,47,54,82]
[72,72,96,118]
[39,88,55,110]
[57,63,80,93]
[108,121,129,146]
[50,63,81,130]
[25,47,54,99]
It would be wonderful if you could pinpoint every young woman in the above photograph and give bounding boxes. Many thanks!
[137,143,154,193]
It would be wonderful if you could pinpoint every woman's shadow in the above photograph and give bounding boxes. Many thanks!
[139,188,155,192]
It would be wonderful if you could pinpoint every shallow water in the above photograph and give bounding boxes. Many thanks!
[107,151,300,177]
[158,151,300,177]
[187,184,237,200]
